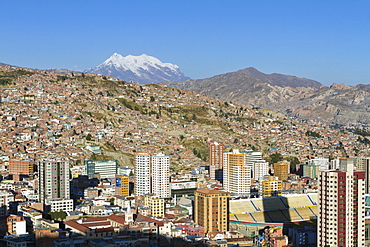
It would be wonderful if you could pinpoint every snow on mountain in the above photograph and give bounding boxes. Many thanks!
[84,53,190,84]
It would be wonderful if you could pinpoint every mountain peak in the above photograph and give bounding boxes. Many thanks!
[85,53,190,84]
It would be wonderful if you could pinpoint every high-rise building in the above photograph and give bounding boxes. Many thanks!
[245,151,262,166]
[115,175,129,197]
[135,153,151,196]
[223,150,252,197]
[134,153,170,198]
[309,157,329,171]
[38,157,70,203]
[364,158,370,194]
[318,162,365,246]
[152,153,170,198]
[209,142,224,181]
[339,157,355,172]
[194,188,229,235]
[253,160,269,180]
[260,176,282,197]
[85,159,117,179]
[274,161,290,181]
[302,162,320,178]
[9,159,34,181]
[350,156,370,194]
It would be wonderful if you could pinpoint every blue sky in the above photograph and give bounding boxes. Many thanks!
[1,1,370,85]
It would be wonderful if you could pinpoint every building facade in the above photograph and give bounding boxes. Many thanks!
[0,190,11,217]
[115,175,129,197]
[194,188,229,235]
[151,153,170,198]
[260,176,282,197]
[273,161,290,181]
[135,153,170,198]
[302,162,320,178]
[48,198,74,212]
[209,142,224,181]
[85,159,117,179]
[318,163,365,246]
[144,194,165,218]
[9,159,34,181]
[135,153,151,196]
[38,157,70,203]
[223,150,252,197]
[253,160,269,181]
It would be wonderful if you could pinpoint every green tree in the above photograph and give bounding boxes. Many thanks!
[86,133,93,141]
[109,197,115,205]
[270,153,283,164]
[287,156,300,172]
[48,210,67,221]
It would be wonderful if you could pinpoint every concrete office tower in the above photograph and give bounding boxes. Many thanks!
[9,159,34,181]
[253,160,269,180]
[339,157,355,172]
[152,153,170,198]
[223,150,252,197]
[38,157,70,203]
[347,156,370,194]
[194,188,229,235]
[260,176,282,197]
[85,159,118,179]
[364,158,370,194]
[354,156,368,171]
[245,151,262,166]
[318,163,365,246]
[274,161,290,181]
[134,153,151,196]
[309,157,329,170]
[209,142,224,182]
[302,162,320,178]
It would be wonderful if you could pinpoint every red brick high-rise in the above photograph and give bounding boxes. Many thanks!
[9,159,34,181]
[209,142,224,182]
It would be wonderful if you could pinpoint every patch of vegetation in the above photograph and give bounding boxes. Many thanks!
[0,69,35,85]
[57,75,68,81]
[357,136,370,145]
[305,130,322,138]
[48,210,67,221]
[116,98,144,113]
[181,139,209,162]
[353,128,370,137]
[286,156,300,172]
[268,153,284,164]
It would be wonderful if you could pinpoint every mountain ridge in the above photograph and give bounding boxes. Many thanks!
[164,67,370,125]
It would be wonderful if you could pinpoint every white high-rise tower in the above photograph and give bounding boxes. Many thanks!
[152,153,170,198]
[134,153,151,196]
[134,153,170,198]
[223,150,251,198]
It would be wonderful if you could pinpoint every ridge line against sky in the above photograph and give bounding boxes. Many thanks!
[1,0,370,86]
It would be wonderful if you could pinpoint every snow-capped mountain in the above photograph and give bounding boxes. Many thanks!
[84,53,190,84]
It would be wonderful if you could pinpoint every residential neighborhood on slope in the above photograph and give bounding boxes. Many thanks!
[1,66,370,246]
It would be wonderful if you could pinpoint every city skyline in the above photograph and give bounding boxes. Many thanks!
[1,1,370,86]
